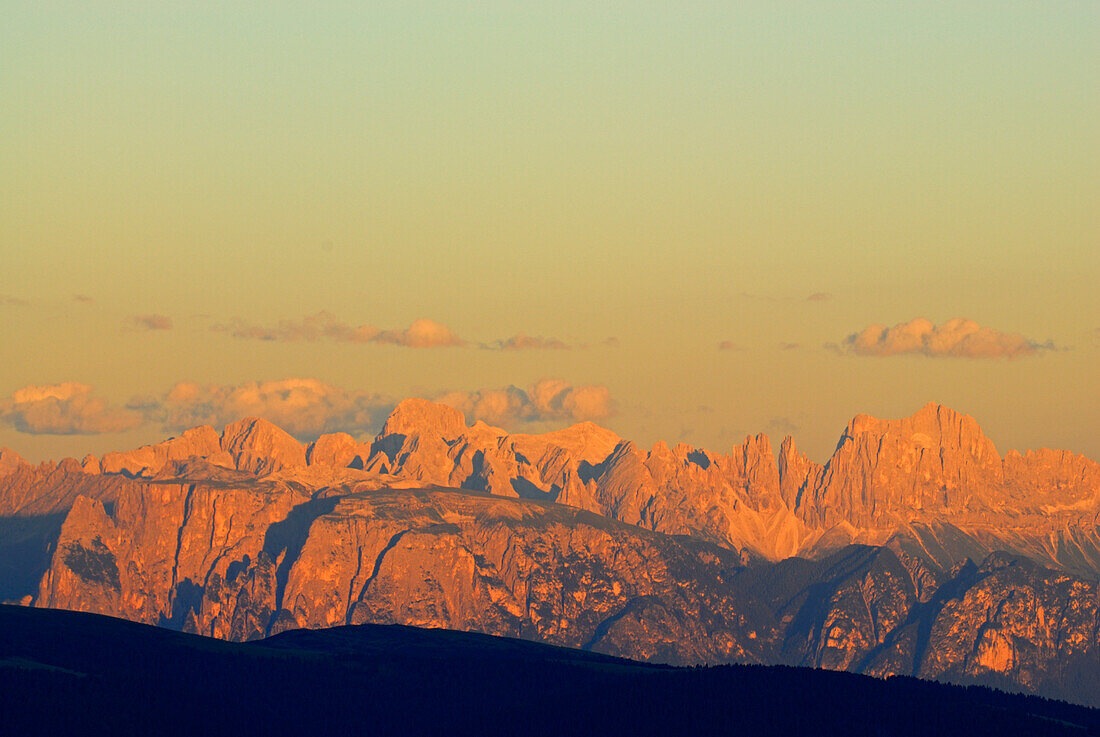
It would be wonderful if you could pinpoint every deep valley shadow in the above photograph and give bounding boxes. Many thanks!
[0,514,65,603]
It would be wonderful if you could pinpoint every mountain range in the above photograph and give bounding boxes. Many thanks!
[2,400,1099,705]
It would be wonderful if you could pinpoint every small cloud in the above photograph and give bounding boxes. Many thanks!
[765,416,800,436]
[601,337,620,348]
[718,341,744,351]
[213,311,371,342]
[486,334,572,351]
[1,383,143,435]
[806,292,833,302]
[1,295,28,307]
[213,312,463,348]
[842,317,1053,359]
[738,292,777,302]
[716,425,748,443]
[778,342,801,350]
[131,314,173,331]
[374,318,464,348]
[73,294,94,304]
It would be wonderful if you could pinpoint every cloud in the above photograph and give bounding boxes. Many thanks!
[73,294,94,304]
[213,312,463,348]
[131,314,173,330]
[765,416,800,436]
[133,377,612,438]
[841,317,1052,359]
[738,292,778,302]
[806,292,833,302]
[374,318,464,348]
[718,341,744,351]
[212,311,373,342]
[601,337,620,348]
[1,383,143,435]
[436,379,613,427]
[135,378,393,439]
[1,295,28,307]
[487,334,572,351]
[778,342,801,350]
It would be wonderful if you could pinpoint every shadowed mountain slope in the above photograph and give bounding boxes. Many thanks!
[3,605,1097,737]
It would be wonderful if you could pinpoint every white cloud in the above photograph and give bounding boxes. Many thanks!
[437,379,613,427]
[138,378,392,439]
[843,317,1052,358]
[213,312,463,347]
[1,383,143,435]
[373,318,464,348]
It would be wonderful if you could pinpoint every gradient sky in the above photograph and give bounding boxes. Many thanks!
[2,1,1098,464]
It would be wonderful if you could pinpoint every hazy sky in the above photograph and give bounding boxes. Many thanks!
[2,2,1098,463]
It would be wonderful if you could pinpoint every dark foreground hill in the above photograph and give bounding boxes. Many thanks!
[2,605,1097,737]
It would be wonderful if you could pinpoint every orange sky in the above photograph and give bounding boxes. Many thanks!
[2,2,1097,463]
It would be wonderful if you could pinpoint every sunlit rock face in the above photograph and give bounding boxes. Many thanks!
[16,400,1098,566]
[29,482,771,664]
[220,417,308,475]
[306,432,368,469]
[101,425,229,477]
[3,401,1100,705]
[0,447,28,477]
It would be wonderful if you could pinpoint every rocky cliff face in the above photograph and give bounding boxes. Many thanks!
[3,401,1100,705]
[17,475,1100,705]
[19,400,1096,565]
[31,479,769,662]
[347,400,1099,563]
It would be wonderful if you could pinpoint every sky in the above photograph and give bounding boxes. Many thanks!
[1,1,1098,464]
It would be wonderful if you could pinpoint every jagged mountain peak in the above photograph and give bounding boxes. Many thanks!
[221,416,294,443]
[511,421,622,465]
[844,402,989,444]
[306,432,363,468]
[99,425,226,478]
[0,447,27,476]
[379,398,466,439]
[468,419,507,436]
[220,417,306,475]
[80,454,100,474]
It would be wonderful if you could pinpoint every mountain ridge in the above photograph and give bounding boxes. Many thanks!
[9,399,1094,563]
[3,400,1100,705]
